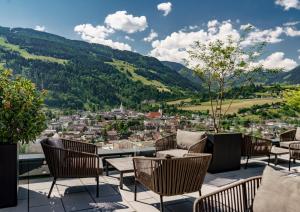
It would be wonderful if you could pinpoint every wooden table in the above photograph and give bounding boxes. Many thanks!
[270,146,289,165]
[105,157,134,189]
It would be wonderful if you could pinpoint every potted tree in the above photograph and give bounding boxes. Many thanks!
[0,69,46,208]
[188,31,267,173]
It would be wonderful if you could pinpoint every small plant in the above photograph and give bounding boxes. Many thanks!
[0,68,46,144]
[188,32,267,133]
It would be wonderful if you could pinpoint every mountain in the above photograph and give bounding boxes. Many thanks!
[0,26,201,110]
[267,66,300,84]
[161,61,202,84]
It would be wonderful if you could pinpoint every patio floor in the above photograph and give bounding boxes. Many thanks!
[2,155,300,212]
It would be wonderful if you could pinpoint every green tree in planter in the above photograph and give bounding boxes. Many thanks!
[0,69,46,144]
[187,32,268,133]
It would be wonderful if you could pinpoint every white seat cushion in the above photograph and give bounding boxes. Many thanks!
[253,166,300,212]
[295,127,300,141]
[280,141,299,148]
[176,130,206,150]
[156,149,188,158]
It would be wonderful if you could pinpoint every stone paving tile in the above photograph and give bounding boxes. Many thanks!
[29,203,65,212]
[129,197,170,212]
[61,192,95,212]
[91,194,133,211]
[28,188,61,208]
[86,183,120,198]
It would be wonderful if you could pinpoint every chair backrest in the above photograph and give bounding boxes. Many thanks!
[242,135,271,157]
[40,138,65,177]
[194,176,262,212]
[134,153,211,196]
[176,130,206,150]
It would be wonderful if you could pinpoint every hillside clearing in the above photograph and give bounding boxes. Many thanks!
[0,37,67,64]
[106,59,171,92]
[180,98,282,114]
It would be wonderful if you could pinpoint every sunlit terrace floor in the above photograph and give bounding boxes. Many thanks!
[3,155,300,212]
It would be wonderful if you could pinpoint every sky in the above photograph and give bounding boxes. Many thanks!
[0,0,299,70]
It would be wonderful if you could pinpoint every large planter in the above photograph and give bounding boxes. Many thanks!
[0,143,18,208]
[205,133,242,173]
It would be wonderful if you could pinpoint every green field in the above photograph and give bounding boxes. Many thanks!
[166,98,193,105]
[106,59,170,92]
[0,37,67,64]
[179,98,282,114]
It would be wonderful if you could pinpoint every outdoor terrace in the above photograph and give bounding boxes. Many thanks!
[3,155,299,212]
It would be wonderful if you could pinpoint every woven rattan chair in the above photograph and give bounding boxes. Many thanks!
[241,135,272,168]
[41,138,102,198]
[133,153,212,212]
[279,129,300,149]
[289,142,300,171]
[194,176,262,212]
[155,132,207,157]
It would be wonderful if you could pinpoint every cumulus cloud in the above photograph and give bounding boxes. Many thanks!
[275,0,300,10]
[149,20,241,63]
[257,52,298,71]
[157,2,172,16]
[104,11,147,33]
[283,21,300,26]
[74,24,131,51]
[285,27,300,36]
[35,25,46,32]
[143,29,158,42]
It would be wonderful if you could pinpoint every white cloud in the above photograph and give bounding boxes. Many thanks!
[275,0,300,10]
[285,27,300,36]
[283,21,300,26]
[74,24,131,51]
[157,2,172,16]
[143,29,158,42]
[35,25,46,32]
[149,20,240,63]
[258,52,298,71]
[104,11,147,33]
[241,27,284,46]
[125,35,134,41]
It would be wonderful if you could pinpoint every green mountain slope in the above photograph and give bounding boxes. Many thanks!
[0,26,201,110]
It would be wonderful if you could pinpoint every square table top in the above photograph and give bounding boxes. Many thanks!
[105,157,134,172]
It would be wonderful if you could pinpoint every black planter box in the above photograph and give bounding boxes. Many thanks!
[0,143,18,208]
[205,133,242,173]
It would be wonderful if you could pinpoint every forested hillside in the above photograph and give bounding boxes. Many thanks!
[0,26,201,110]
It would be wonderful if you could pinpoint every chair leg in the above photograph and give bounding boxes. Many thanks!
[245,156,249,169]
[199,190,202,196]
[268,155,270,165]
[160,195,164,212]
[134,180,137,201]
[48,178,56,198]
[289,158,291,171]
[96,177,99,198]
[293,158,296,164]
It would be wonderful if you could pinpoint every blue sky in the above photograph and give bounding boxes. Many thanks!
[0,0,299,70]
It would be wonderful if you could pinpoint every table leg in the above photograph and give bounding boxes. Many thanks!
[275,155,278,166]
[106,162,109,176]
[120,172,123,189]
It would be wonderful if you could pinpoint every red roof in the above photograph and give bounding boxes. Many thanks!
[146,112,162,119]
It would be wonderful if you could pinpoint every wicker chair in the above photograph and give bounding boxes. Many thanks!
[241,135,272,169]
[279,129,298,148]
[155,132,207,157]
[41,138,102,198]
[289,142,300,171]
[194,176,262,212]
[133,153,212,212]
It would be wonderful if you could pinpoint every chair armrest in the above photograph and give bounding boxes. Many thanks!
[194,176,262,212]
[280,129,296,142]
[155,133,176,152]
[133,157,156,191]
[188,137,207,153]
[62,139,97,154]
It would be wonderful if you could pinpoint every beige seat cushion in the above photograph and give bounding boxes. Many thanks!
[176,130,206,150]
[156,149,188,158]
[280,141,299,148]
[295,127,300,141]
[253,166,300,212]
